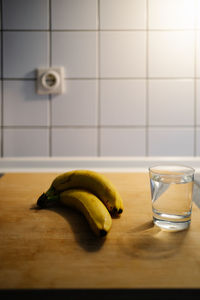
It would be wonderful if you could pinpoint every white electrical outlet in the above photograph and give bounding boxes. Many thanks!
[36,67,65,95]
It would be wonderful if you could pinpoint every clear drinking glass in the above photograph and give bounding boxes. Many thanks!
[149,165,195,231]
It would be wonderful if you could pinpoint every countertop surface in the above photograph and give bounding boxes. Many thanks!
[1,172,200,290]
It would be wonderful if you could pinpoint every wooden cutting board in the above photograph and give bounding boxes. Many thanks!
[1,172,200,289]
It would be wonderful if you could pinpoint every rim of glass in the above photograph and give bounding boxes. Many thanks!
[148,164,195,177]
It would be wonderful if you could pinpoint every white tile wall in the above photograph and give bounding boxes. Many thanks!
[197,0,200,29]
[0,38,1,77]
[149,31,194,78]
[0,127,1,157]
[52,128,97,156]
[4,81,49,126]
[148,128,194,156]
[0,82,1,126]
[2,0,49,30]
[52,32,97,78]
[0,0,199,158]
[100,0,146,30]
[100,80,146,126]
[197,128,200,155]
[197,80,200,126]
[0,130,1,157]
[196,32,200,78]
[3,32,49,78]
[149,0,195,29]
[100,128,146,156]
[52,80,97,126]
[3,128,49,157]
[100,32,146,78]
[51,0,97,30]
[149,80,194,126]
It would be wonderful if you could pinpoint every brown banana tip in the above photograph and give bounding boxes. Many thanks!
[118,208,123,214]
[100,230,107,237]
[112,207,118,214]
[37,193,48,208]
[111,207,123,215]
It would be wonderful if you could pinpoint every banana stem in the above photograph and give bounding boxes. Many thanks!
[37,192,59,208]
[45,185,57,197]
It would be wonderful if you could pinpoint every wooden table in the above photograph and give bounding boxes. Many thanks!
[1,172,200,296]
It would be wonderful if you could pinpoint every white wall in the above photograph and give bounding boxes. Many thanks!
[1,0,200,157]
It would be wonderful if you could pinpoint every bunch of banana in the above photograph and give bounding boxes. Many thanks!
[37,170,123,237]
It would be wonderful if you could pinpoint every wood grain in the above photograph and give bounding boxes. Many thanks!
[0,172,200,289]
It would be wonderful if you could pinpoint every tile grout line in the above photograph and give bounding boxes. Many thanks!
[2,29,199,32]
[48,0,52,157]
[2,77,200,81]
[1,0,3,157]
[97,0,101,157]
[145,0,149,156]
[1,125,198,129]
[194,0,198,156]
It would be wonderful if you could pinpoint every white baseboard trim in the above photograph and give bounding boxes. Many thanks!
[0,156,200,173]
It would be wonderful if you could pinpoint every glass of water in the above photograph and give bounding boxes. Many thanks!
[149,165,195,231]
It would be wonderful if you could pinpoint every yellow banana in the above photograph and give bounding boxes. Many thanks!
[39,170,123,215]
[58,189,112,237]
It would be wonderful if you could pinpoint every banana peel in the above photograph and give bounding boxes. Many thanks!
[37,170,123,237]
[37,170,123,215]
